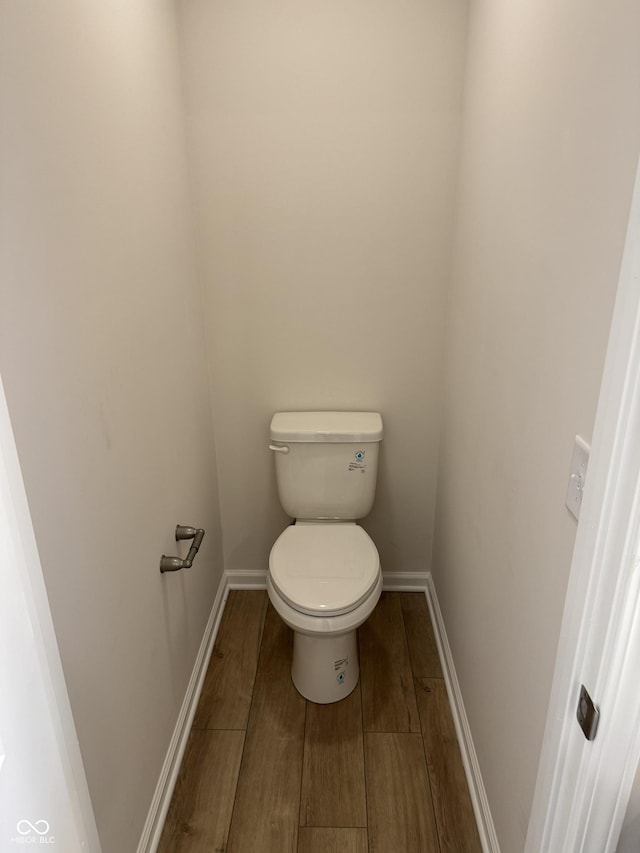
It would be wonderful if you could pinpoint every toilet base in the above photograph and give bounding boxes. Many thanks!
[291,629,359,704]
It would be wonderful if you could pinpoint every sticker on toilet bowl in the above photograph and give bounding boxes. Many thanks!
[335,656,348,684]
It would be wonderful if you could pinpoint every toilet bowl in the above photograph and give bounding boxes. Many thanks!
[268,521,382,704]
[267,410,384,704]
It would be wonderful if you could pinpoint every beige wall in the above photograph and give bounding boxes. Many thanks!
[432,0,640,849]
[0,3,222,851]
[176,0,469,577]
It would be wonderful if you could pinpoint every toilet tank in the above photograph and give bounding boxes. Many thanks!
[269,412,383,520]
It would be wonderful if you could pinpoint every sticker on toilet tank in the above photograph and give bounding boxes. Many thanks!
[348,450,367,474]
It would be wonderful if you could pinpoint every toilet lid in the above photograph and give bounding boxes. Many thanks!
[269,524,380,617]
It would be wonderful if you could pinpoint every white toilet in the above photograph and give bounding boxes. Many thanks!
[267,411,383,704]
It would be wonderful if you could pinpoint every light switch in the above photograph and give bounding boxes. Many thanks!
[565,435,590,521]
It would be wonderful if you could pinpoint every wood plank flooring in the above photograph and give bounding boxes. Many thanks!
[159,590,482,853]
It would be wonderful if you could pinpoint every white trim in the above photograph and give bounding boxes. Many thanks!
[426,573,501,853]
[136,575,229,853]
[225,569,268,589]
[160,566,485,849]
[526,155,640,851]
[224,568,428,593]
[382,571,428,591]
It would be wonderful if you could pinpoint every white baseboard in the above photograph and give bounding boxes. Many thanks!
[425,573,501,853]
[382,571,428,591]
[225,569,267,589]
[224,568,428,592]
[135,568,496,852]
[136,575,229,853]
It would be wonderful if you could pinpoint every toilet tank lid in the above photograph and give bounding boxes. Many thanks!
[270,411,383,443]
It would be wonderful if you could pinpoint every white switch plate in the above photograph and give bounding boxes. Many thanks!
[566,435,590,521]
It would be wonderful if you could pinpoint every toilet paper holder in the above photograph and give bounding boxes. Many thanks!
[160,525,205,573]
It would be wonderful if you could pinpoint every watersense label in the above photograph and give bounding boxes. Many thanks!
[348,450,367,474]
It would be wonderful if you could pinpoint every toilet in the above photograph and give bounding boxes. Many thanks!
[267,411,383,704]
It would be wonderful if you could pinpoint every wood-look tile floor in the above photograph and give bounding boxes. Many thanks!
[159,591,482,853]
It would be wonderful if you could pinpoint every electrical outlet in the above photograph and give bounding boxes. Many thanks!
[565,435,590,521]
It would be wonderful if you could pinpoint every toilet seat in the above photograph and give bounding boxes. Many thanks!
[268,523,380,617]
